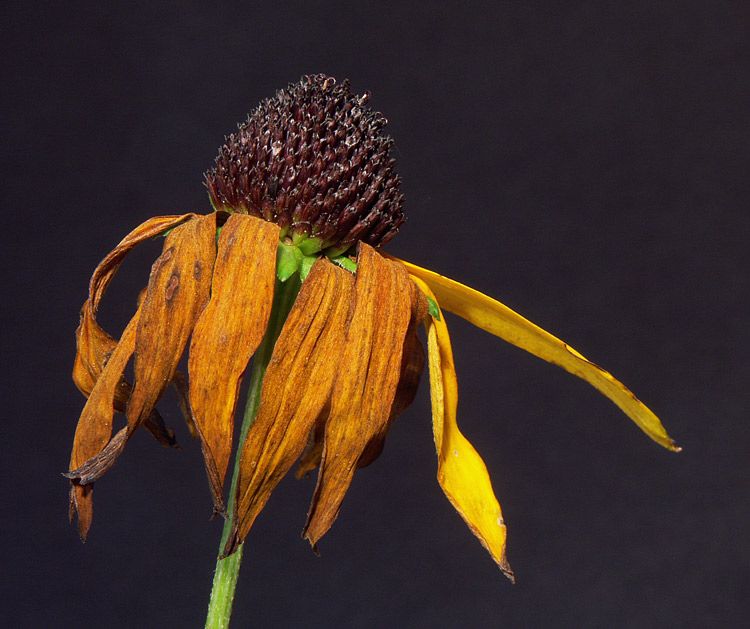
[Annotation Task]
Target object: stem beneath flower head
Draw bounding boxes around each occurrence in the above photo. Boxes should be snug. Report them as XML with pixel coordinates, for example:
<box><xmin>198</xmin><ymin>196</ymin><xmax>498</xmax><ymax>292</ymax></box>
<box><xmin>205</xmin><ymin>274</ymin><xmax>301</xmax><ymax>629</ymax></box>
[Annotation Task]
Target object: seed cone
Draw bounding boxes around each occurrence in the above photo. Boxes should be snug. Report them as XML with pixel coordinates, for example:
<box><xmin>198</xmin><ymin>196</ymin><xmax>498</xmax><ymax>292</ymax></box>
<box><xmin>205</xmin><ymin>74</ymin><xmax>405</xmax><ymax>255</ymax></box>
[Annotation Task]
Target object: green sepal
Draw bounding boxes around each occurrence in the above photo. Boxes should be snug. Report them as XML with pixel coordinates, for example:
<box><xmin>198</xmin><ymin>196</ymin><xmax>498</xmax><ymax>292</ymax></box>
<box><xmin>330</xmin><ymin>255</ymin><xmax>357</xmax><ymax>274</ymax></box>
<box><xmin>299</xmin><ymin>255</ymin><xmax>318</xmax><ymax>281</ymax></box>
<box><xmin>299</xmin><ymin>237</ymin><xmax>323</xmax><ymax>256</ymax></box>
<box><xmin>277</xmin><ymin>242</ymin><xmax>304</xmax><ymax>282</ymax></box>
<box><xmin>427</xmin><ymin>295</ymin><xmax>441</xmax><ymax>321</ymax></box>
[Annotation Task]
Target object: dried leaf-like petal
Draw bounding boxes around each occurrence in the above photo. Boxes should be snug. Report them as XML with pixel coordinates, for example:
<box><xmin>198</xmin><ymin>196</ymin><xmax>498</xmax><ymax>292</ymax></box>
<box><xmin>413</xmin><ymin>276</ymin><xmax>514</xmax><ymax>579</ymax></box>
<box><xmin>188</xmin><ymin>214</ymin><xmax>279</xmax><ymax>511</ymax></box>
<box><xmin>357</xmin><ymin>277</ymin><xmax>427</xmax><ymax>468</ymax></box>
<box><xmin>68</xmin><ymin>305</ymin><xmax>142</xmax><ymax>540</ymax></box>
<box><xmin>126</xmin><ymin>214</ymin><xmax>217</xmax><ymax>436</ymax></box>
<box><xmin>73</xmin><ymin>214</ymin><xmax>194</xmax><ymax>396</ymax></box>
<box><xmin>303</xmin><ymin>244</ymin><xmax>412</xmax><ymax>548</ymax></box>
<box><xmin>396</xmin><ymin>257</ymin><xmax>679</xmax><ymax>451</ymax></box>
<box><xmin>222</xmin><ymin>258</ymin><xmax>354</xmax><ymax>556</ymax></box>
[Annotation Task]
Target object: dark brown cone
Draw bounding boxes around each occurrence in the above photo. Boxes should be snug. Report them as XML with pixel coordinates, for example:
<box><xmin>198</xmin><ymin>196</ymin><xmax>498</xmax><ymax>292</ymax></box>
<box><xmin>205</xmin><ymin>74</ymin><xmax>405</xmax><ymax>255</ymax></box>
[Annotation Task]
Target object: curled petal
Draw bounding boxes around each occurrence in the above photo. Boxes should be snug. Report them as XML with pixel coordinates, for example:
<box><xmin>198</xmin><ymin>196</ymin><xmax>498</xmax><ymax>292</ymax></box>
<box><xmin>67</xmin><ymin>304</ymin><xmax>142</xmax><ymax>540</ymax></box>
<box><xmin>223</xmin><ymin>259</ymin><xmax>354</xmax><ymax>556</ymax></box>
<box><xmin>126</xmin><ymin>214</ymin><xmax>217</xmax><ymax>439</ymax></box>
<box><xmin>73</xmin><ymin>214</ymin><xmax>194</xmax><ymax>396</ymax></box>
<box><xmin>413</xmin><ymin>277</ymin><xmax>514</xmax><ymax>579</ymax></box>
<box><xmin>189</xmin><ymin>213</ymin><xmax>280</xmax><ymax>512</ymax></box>
<box><xmin>68</xmin><ymin>214</ymin><xmax>216</xmax><ymax>486</ymax></box>
<box><xmin>397</xmin><ymin>258</ymin><xmax>679</xmax><ymax>451</ymax></box>
<box><xmin>303</xmin><ymin>245</ymin><xmax>413</xmax><ymax>549</ymax></box>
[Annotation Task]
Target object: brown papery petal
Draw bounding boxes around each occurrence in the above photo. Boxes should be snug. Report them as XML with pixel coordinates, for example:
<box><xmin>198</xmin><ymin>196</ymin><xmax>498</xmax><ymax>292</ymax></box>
<box><xmin>222</xmin><ymin>259</ymin><xmax>354</xmax><ymax>556</ymax></box>
<box><xmin>72</xmin><ymin>214</ymin><xmax>194</xmax><ymax>396</ymax></box>
<box><xmin>357</xmin><ymin>277</ymin><xmax>427</xmax><ymax>468</ymax></box>
<box><xmin>68</xmin><ymin>304</ymin><xmax>142</xmax><ymax>540</ymax></box>
<box><xmin>188</xmin><ymin>214</ymin><xmax>279</xmax><ymax>511</ymax></box>
<box><xmin>302</xmin><ymin>244</ymin><xmax>412</xmax><ymax>549</ymax></box>
<box><xmin>126</xmin><ymin>214</ymin><xmax>217</xmax><ymax>437</ymax></box>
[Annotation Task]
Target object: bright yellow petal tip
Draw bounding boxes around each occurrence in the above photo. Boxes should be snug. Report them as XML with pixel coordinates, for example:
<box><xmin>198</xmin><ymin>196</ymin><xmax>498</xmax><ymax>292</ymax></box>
<box><xmin>399</xmin><ymin>258</ymin><xmax>679</xmax><ymax>452</ymax></box>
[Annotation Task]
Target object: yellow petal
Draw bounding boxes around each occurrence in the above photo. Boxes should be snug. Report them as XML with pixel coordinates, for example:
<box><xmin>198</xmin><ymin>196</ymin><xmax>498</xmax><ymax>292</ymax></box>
<box><xmin>188</xmin><ymin>214</ymin><xmax>279</xmax><ymax>511</ymax></box>
<box><xmin>397</xmin><ymin>258</ymin><xmax>679</xmax><ymax>451</ymax></box>
<box><xmin>413</xmin><ymin>276</ymin><xmax>514</xmax><ymax>579</ymax></box>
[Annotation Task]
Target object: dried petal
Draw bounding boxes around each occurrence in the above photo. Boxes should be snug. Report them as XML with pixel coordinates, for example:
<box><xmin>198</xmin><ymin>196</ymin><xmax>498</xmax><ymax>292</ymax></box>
<box><xmin>188</xmin><ymin>213</ymin><xmax>279</xmax><ymax>511</ymax></box>
<box><xmin>303</xmin><ymin>244</ymin><xmax>412</xmax><ymax>549</ymax></box>
<box><xmin>126</xmin><ymin>214</ymin><xmax>217</xmax><ymax>438</ymax></box>
<box><xmin>357</xmin><ymin>276</ymin><xmax>428</xmax><ymax>468</ymax></box>
<box><xmin>223</xmin><ymin>258</ymin><xmax>354</xmax><ymax>556</ymax></box>
<box><xmin>67</xmin><ymin>304</ymin><xmax>142</xmax><ymax>540</ymax></box>
<box><xmin>72</xmin><ymin>214</ymin><xmax>194</xmax><ymax>397</ymax></box>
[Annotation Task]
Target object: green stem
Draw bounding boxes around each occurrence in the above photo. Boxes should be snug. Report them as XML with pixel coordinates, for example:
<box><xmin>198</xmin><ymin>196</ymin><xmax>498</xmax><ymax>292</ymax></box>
<box><xmin>205</xmin><ymin>274</ymin><xmax>301</xmax><ymax>629</ymax></box>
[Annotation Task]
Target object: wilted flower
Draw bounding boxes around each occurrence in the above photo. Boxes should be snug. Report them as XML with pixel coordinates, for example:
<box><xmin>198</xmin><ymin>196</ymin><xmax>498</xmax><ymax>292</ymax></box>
<box><xmin>67</xmin><ymin>75</ymin><xmax>678</xmax><ymax>580</ymax></box>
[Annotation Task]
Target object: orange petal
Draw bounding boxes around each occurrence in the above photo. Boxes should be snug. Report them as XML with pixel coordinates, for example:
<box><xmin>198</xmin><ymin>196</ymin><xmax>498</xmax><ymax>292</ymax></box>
<box><xmin>126</xmin><ymin>213</ymin><xmax>217</xmax><ymax>435</ymax></box>
<box><xmin>73</xmin><ymin>214</ymin><xmax>194</xmax><ymax>397</ymax></box>
<box><xmin>413</xmin><ymin>276</ymin><xmax>514</xmax><ymax>579</ymax></box>
<box><xmin>68</xmin><ymin>304</ymin><xmax>142</xmax><ymax>540</ymax></box>
<box><xmin>357</xmin><ymin>277</ymin><xmax>428</xmax><ymax>468</ymax></box>
<box><xmin>222</xmin><ymin>258</ymin><xmax>354</xmax><ymax>556</ymax></box>
<box><xmin>395</xmin><ymin>257</ymin><xmax>679</xmax><ymax>451</ymax></box>
<box><xmin>302</xmin><ymin>244</ymin><xmax>413</xmax><ymax>549</ymax></box>
<box><xmin>188</xmin><ymin>214</ymin><xmax>279</xmax><ymax>511</ymax></box>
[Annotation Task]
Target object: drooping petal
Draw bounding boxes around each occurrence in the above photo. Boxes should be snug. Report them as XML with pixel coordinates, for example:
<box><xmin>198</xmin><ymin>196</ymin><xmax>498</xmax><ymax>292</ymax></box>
<box><xmin>396</xmin><ymin>258</ymin><xmax>679</xmax><ymax>451</ymax></box>
<box><xmin>188</xmin><ymin>213</ymin><xmax>280</xmax><ymax>512</ymax></box>
<box><xmin>126</xmin><ymin>214</ymin><xmax>217</xmax><ymax>438</ymax></box>
<box><xmin>68</xmin><ymin>215</ymin><xmax>218</xmax><ymax>483</ymax></box>
<box><xmin>295</xmin><ymin>276</ymin><xmax>428</xmax><ymax>476</ymax></box>
<box><xmin>302</xmin><ymin>244</ymin><xmax>413</xmax><ymax>549</ymax></box>
<box><xmin>357</xmin><ymin>277</ymin><xmax>428</xmax><ymax>468</ymax></box>
<box><xmin>72</xmin><ymin>215</ymin><xmax>197</xmax><ymax>454</ymax></box>
<box><xmin>72</xmin><ymin>214</ymin><xmax>194</xmax><ymax>397</ymax></box>
<box><xmin>67</xmin><ymin>304</ymin><xmax>142</xmax><ymax>540</ymax></box>
<box><xmin>222</xmin><ymin>258</ymin><xmax>354</xmax><ymax>556</ymax></box>
<box><xmin>412</xmin><ymin>276</ymin><xmax>514</xmax><ymax>579</ymax></box>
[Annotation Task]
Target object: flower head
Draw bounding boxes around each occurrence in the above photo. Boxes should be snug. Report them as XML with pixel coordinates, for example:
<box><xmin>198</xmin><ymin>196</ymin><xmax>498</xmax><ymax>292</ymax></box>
<box><xmin>205</xmin><ymin>74</ymin><xmax>404</xmax><ymax>256</ymax></box>
<box><xmin>67</xmin><ymin>75</ymin><xmax>678</xmax><ymax>580</ymax></box>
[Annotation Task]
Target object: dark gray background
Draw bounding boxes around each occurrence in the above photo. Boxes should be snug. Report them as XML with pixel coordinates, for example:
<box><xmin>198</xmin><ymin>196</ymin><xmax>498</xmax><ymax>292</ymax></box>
<box><xmin>3</xmin><ymin>2</ymin><xmax>748</xmax><ymax>627</ymax></box>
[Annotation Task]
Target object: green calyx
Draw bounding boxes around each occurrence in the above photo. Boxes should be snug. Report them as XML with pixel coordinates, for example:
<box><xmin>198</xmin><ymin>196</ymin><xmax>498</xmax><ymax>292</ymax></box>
<box><xmin>276</xmin><ymin>239</ymin><xmax>357</xmax><ymax>282</ymax></box>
